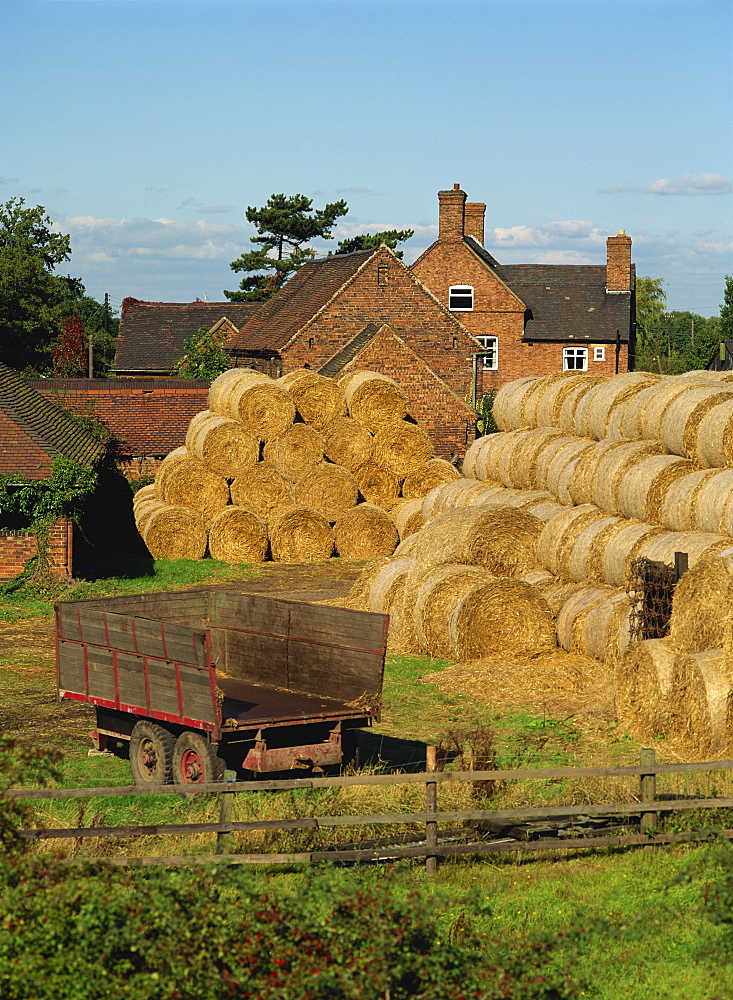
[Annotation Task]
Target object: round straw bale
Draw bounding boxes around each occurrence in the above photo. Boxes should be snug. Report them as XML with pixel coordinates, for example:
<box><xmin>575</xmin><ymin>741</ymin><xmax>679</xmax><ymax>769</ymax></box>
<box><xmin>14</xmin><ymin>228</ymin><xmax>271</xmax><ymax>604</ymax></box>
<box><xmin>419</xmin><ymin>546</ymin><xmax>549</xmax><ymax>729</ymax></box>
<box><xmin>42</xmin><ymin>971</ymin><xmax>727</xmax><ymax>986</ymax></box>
<box><xmin>542</xmin><ymin>580</ymin><xmax>589</xmax><ymax>617</ymax></box>
<box><xmin>555</xmin><ymin>585</ymin><xmax>612</xmax><ymax>652</ymax></box>
<box><xmin>448</xmin><ymin>579</ymin><xmax>556</xmax><ymax>661</ymax></box>
<box><xmin>599</xmin><ymin>521</ymin><xmax>664</xmax><ymax>587</ymax></box>
<box><xmin>132</xmin><ymin>484</ymin><xmax>158</xmax><ymax>507</ymax></box>
<box><xmin>555</xmin><ymin>379</ymin><xmax>599</xmax><ymax>434</ymax></box>
<box><xmin>367</xmin><ymin>557</ymin><xmax>413</xmax><ymax>613</ymax></box>
<box><xmin>343</xmin><ymin>372</ymin><xmax>407</xmax><ymax>431</ymax></box>
<box><xmin>589</xmin><ymin>440</ymin><xmax>666</xmax><ymax>515</ymax></box>
<box><xmin>336</xmin><ymin>370</ymin><xmax>360</xmax><ymax>393</ymax></box>
<box><xmin>322</xmin><ymin>416</ymin><xmax>374</xmax><ymax>471</ymax></box>
<box><xmin>142</xmin><ymin>504</ymin><xmax>208</xmax><ymax>560</ymax></box>
<box><xmin>658</xmin><ymin>469</ymin><xmax>720</xmax><ymax>532</ymax></box>
<box><xmin>635</xmin><ymin>530</ymin><xmax>732</xmax><ymax>572</ymax></box>
<box><xmin>462</xmin><ymin>434</ymin><xmax>491</xmax><ymax>478</ymax></box>
<box><xmin>154</xmin><ymin>446</ymin><xmax>189</xmax><ymax>496</ymax></box>
<box><xmin>353</xmin><ymin>462</ymin><xmax>401</xmax><ymax>505</ymax></box>
<box><xmin>580</xmin><ymin>372</ymin><xmax>661</xmax><ymax>441</ymax></box>
<box><xmin>669</xmin><ymin>554</ymin><xmax>733</xmax><ymax>653</ymax></box>
<box><xmin>422</xmin><ymin>480</ymin><xmax>474</xmax><ymax>521</ymax></box>
<box><xmin>185</xmin><ymin>410</ymin><xmax>259</xmax><ymax>479</ymax></box>
<box><xmin>693</xmin><ymin>398</ymin><xmax>733</xmax><ymax>469</ymax></box>
<box><xmin>492</xmin><ymin>376</ymin><xmax>543</xmax><ymax>431</ymax></box>
<box><xmin>295</xmin><ymin>463</ymin><xmax>359</xmax><ymax>521</ymax></box>
<box><xmin>452</xmin><ymin>480</ymin><xmax>509</xmax><ymax>509</ymax></box>
<box><xmin>616</xmin><ymin>455</ymin><xmax>697</xmax><ymax>523</ymax></box>
<box><xmin>508</xmin><ymin>428</ymin><xmax>569</xmax><ymax>489</ymax></box>
<box><xmin>263</xmin><ymin>424</ymin><xmax>324</xmax><ymax>482</ymax></box>
<box><xmin>526</xmin><ymin>499</ymin><xmax>567</xmax><ymax>523</ymax></box>
<box><xmin>269</xmin><ymin>506</ymin><xmax>334</xmax><ymax>562</ymax></box>
<box><xmin>611</xmin><ymin>379</ymin><xmax>669</xmax><ymax>441</ymax></box>
<box><xmin>402</xmin><ymin>458</ymin><xmax>461</xmax><ymax>499</ymax></box>
<box><xmin>545</xmin><ymin>439</ymin><xmax>596</xmax><ymax>505</ymax></box>
<box><xmin>533</xmin><ymin>435</ymin><xmax>579</xmax><ymax>488</ymax></box>
<box><xmin>157</xmin><ymin>457</ymin><xmax>229</xmax><ymax>523</ymax></box>
<box><xmin>223</xmin><ymin>373</ymin><xmax>296</xmax><ymax>441</ymax></box>
<box><xmin>208</xmin><ymin>368</ymin><xmax>265</xmax><ymax>414</ymax></box>
<box><xmin>659</xmin><ymin>386</ymin><xmax>733</xmax><ymax>459</ymax></box>
<box><xmin>394</xmin><ymin>532</ymin><xmax>418</xmax><ymax>557</ymax></box>
<box><xmin>467</xmin><ymin>489</ymin><xmax>553</xmax><ymax>512</ymax></box>
<box><xmin>230</xmin><ymin>462</ymin><xmax>295</xmax><ymax>525</ymax></box>
<box><xmin>575</xmin><ymin>591</ymin><xmax>633</xmax><ymax>664</ymax></box>
<box><xmin>413</xmin><ymin>564</ymin><xmax>494</xmax><ymax>657</ymax></box>
<box><xmin>536</xmin><ymin>504</ymin><xmax>603</xmax><ymax>578</ymax></box>
<box><xmin>134</xmin><ymin>498</ymin><xmax>166</xmax><ymax>536</ymax></box>
<box><xmin>277</xmin><ymin>370</ymin><xmax>346</xmax><ymax>430</ymax></box>
<box><xmin>521</xmin><ymin>372</ymin><xmax>582</xmax><ymax>428</ymax></box>
<box><xmin>533</xmin><ymin>373</ymin><xmax>606</xmax><ymax>428</ymax></box>
<box><xmin>475</xmin><ymin>429</ymin><xmax>524</xmax><ymax>482</ymax></box>
<box><xmin>671</xmin><ymin>649</ymin><xmax>733</xmax><ymax>754</ymax></box>
<box><xmin>615</xmin><ymin>638</ymin><xmax>678</xmax><ymax>736</ymax></box>
<box><xmin>207</xmin><ymin>506</ymin><xmax>268</xmax><ymax>563</ymax></box>
<box><xmin>692</xmin><ymin>468</ymin><xmax>733</xmax><ymax>534</ymax></box>
<box><xmin>346</xmin><ymin>556</ymin><xmax>394</xmax><ymax>610</ymax></box>
<box><xmin>637</xmin><ymin>378</ymin><xmax>706</xmax><ymax>443</ymax></box>
<box><xmin>334</xmin><ymin>503</ymin><xmax>399</xmax><ymax>559</ymax></box>
<box><xmin>567</xmin><ymin>516</ymin><xmax>623</xmax><ymax>582</ymax></box>
<box><xmin>521</xmin><ymin>569</ymin><xmax>556</xmax><ymax>589</ymax></box>
<box><xmin>393</xmin><ymin>497</ymin><xmax>424</xmax><ymax>539</ymax></box>
<box><xmin>567</xmin><ymin>439</ymin><xmax>633</xmax><ymax>507</ymax></box>
<box><xmin>372</xmin><ymin>422</ymin><xmax>432</xmax><ymax>477</ymax></box>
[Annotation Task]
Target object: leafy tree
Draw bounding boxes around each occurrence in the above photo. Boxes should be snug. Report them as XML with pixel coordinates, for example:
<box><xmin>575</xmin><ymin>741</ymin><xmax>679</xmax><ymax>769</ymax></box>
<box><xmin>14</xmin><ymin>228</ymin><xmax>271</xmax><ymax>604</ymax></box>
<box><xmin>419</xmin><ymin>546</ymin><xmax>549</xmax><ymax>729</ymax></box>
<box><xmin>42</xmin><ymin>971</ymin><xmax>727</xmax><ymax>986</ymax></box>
<box><xmin>720</xmin><ymin>274</ymin><xmax>733</xmax><ymax>343</ymax></box>
<box><xmin>225</xmin><ymin>192</ymin><xmax>348</xmax><ymax>302</ymax></box>
<box><xmin>52</xmin><ymin>291</ymin><xmax>119</xmax><ymax>377</ymax></box>
<box><xmin>51</xmin><ymin>315</ymin><xmax>88</xmax><ymax>377</ymax></box>
<box><xmin>173</xmin><ymin>324</ymin><xmax>231</xmax><ymax>378</ymax></box>
<box><xmin>0</xmin><ymin>198</ymin><xmax>78</xmax><ymax>372</ymax></box>
<box><xmin>334</xmin><ymin>228</ymin><xmax>415</xmax><ymax>259</ymax></box>
<box><xmin>635</xmin><ymin>276</ymin><xmax>667</xmax><ymax>352</ymax></box>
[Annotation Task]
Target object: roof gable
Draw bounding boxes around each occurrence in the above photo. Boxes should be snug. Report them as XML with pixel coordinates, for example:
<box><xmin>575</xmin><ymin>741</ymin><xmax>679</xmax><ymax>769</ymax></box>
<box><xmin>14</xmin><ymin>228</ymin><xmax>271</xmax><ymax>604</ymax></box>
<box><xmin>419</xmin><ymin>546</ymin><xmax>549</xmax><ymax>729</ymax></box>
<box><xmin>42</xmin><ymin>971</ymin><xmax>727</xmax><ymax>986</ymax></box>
<box><xmin>226</xmin><ymin>248</ymin><xmax>378</xmax><ymax>352</ymax></box>
<box><xmin>0</xmin><ymin>363</ymin><xmax>103</xmax><ymax>478</ymax></box>
<box><xmin>114</xmin><ymin>299</ymin><xmax>261</xmax><ymax>373</ymax></box>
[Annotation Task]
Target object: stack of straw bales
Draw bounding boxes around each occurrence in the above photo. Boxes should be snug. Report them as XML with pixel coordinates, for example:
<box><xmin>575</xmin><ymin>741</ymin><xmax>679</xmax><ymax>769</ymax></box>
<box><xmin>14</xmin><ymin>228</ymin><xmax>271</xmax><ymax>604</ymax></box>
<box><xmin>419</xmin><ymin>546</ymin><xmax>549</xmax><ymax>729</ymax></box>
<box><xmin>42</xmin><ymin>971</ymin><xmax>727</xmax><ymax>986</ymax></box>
<box><xmin>133</xmin><ymin>368</ymin><xmax>458</xmax><ymax>563</ymax></box>
<box><xmin>463</xmin><ymin>369</ymin><xmax>733</xmax><ymax>751</ymax></box>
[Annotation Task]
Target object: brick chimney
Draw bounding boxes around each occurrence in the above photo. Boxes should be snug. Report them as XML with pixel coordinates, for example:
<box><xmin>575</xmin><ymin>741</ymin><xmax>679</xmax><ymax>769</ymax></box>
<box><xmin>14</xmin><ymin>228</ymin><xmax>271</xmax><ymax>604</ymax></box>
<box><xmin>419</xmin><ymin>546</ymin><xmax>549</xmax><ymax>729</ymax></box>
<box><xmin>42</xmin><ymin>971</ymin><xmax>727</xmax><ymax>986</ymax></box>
<box><xmin>606</xmin><ymin>230</ymin><xmax>633</xmax><ymax>292</ymax></box>
<box><xmin>438</xmin><ymin>184</ymin><xmax>466</xmax><ymax>242</ymax></box>
<box><xmin>464</xmin><ymin>202</ymin><xmax>486</xmax><ymax>245</ymax></box>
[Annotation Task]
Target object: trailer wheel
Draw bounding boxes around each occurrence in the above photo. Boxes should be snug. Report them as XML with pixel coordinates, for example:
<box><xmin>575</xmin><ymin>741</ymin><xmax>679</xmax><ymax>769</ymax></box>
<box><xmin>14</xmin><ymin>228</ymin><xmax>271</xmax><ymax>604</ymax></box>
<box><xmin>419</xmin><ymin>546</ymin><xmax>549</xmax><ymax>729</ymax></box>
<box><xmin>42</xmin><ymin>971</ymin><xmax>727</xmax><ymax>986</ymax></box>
<box><xmin>129</xmin><ymin>721</ymin><xmax>175</xmax><ymax>785</ymax></box>
<box><xmin>173</xmin><ymin>732</ymin><xmax>226</xmax><ymax>785</ymax></box>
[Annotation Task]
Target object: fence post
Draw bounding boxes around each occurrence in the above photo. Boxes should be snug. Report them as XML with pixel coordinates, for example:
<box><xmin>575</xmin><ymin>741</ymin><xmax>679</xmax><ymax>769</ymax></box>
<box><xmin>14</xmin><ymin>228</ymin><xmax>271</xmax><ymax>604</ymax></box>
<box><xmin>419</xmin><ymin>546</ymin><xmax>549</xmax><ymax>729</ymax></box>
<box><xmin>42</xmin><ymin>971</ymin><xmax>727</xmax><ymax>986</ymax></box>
<box><xmin>640</xmin><ymin>748</ymin><xmax>658</xmax><ymax>832</ymax></box>
<box><xmin>425</xmin><ymin>745</ymin><xmax>437</xmax><ymax>875</ymax></box>
<box><xmin>216</xmin><ymin>770</ymin><xmax>237</xmax><ymax>854</ymax></box>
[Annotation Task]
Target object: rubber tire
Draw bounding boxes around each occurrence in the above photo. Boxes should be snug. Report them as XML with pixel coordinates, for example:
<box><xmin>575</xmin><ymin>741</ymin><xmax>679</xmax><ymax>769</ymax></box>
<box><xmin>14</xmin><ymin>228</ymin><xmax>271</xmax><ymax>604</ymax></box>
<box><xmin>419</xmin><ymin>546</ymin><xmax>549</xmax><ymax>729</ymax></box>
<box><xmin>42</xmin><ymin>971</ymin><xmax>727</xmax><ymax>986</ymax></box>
<box><xmin>173</xmin><ymin>731</ymin><xmax>226</xmax><ymax>785</ymax></box>
<box><xmin>129</xmin><ymin>720</ymin><xmax>176</xmax><ymax>785</ymax></box>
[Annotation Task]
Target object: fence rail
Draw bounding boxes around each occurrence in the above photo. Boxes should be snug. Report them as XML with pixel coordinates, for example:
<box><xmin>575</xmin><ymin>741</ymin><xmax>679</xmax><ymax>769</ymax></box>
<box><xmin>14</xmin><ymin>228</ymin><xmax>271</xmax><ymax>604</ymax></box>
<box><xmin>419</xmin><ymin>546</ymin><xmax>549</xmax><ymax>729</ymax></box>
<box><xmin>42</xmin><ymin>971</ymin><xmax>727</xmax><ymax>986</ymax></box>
<box><xmin>6</xmin><ymin>751</ymin><xmax>733</xmax><ymax>869</ymax></box>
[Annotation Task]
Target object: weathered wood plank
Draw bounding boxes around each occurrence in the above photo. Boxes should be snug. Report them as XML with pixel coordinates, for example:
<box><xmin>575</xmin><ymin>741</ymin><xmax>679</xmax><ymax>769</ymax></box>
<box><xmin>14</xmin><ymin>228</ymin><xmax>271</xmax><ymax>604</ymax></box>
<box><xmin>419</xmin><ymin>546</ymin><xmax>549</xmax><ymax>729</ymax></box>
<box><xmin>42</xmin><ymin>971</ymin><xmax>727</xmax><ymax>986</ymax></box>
<box><xmin>57</xmin><ymin>642</ymin><xmax>86</xmax><ymax>693</ymax></box>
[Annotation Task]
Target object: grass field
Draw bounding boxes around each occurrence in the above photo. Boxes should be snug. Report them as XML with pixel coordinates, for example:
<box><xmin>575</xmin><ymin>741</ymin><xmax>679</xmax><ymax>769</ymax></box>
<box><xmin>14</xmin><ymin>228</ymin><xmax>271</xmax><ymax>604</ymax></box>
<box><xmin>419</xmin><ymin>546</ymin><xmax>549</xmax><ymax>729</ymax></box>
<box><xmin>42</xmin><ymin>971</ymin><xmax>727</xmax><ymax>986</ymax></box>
<box><xmin>2</xmin><ymin>558</ymin><xmax>733</xmax><ymax>998</ymax></box>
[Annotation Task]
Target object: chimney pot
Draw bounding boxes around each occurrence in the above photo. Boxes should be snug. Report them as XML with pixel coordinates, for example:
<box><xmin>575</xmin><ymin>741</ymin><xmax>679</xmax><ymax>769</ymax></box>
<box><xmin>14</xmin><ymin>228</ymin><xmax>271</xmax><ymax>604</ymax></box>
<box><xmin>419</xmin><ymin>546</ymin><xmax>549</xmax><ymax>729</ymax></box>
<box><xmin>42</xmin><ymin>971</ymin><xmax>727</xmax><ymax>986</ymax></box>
<box><xmin>453</xmin><ymin>183</ymin><xmax>460</xmax><ymax>190</ymax></box>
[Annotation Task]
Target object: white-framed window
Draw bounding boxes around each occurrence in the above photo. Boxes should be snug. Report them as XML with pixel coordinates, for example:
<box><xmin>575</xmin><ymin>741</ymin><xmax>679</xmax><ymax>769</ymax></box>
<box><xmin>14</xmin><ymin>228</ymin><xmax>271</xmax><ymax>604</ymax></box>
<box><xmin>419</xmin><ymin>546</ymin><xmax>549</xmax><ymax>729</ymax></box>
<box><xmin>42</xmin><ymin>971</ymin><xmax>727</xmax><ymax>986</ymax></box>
<box><xmin>476</xmin><ymin>335</ymin><xmax>498</xmax><ymax>370</ymax></box>
<box><xmin>593</xmin><ymin>345</ymin><xmax>606</xmax><ymax>362</ymax></box>
<box><xmin>449</xmin><ymin>285</ymin><xmax>474</xmax><ymax>311</ymax></box>
<box><xmin>563</xmin><ymin>347</ymin><xmax>588</xmax><ymax>371</ymax></box>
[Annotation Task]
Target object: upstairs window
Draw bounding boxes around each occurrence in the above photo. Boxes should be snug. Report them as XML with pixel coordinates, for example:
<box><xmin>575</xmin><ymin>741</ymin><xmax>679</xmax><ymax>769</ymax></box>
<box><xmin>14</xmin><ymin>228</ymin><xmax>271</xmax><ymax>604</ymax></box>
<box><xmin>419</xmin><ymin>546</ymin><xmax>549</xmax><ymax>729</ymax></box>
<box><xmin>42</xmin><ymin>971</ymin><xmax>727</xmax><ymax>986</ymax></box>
<box><xmin>476</xmin><ymin>335</ymin><xmax>498</xmax><ymax>370</ymax></box>
<box><xmin>593</xmin><ymin>345</ymin><xmax>606</xmax><ymax>362</ymax></box>
<box><xmin>563</xmin><ymin>347</ymin><xmax>588</xmax><ymax>371</ymax></box>
<box><xmin>449</xmin><ymin>285</ymin><xmax>474</xmax><ymax>311</ymax></box>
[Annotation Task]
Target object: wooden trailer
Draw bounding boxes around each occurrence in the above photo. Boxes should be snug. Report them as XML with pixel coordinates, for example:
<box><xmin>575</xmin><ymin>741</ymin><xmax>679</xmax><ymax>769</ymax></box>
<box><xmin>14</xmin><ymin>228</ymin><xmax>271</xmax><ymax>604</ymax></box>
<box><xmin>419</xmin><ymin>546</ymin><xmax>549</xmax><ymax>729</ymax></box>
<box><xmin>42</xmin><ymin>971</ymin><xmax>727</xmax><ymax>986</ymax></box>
<box><xmin>55</xmin><ymin>589</ymin><xmax>388</xmax><ymax>785</ymax></box>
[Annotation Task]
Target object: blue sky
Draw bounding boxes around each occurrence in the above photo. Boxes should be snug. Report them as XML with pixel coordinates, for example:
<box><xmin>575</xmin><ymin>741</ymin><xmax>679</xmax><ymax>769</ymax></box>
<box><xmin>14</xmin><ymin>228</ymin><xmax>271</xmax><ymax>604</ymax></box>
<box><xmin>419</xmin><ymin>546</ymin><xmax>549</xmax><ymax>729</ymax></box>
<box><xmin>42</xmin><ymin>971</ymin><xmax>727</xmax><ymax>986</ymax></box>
<box><xmin>3</xmin><ymin>0</ymin><xmax>732</xmax><ymax>318</ymax></box>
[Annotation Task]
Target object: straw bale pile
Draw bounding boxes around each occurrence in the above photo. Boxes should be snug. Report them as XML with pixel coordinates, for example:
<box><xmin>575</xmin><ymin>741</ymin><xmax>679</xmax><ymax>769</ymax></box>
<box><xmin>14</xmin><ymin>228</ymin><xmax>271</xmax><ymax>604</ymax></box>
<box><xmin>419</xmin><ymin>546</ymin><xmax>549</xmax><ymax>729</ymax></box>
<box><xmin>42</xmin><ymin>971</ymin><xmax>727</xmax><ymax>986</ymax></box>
<box><xmin>616</xmin><ymin>454</ymin><xmax>696</xmax><ymax>523</ymax></box>
<box><xmin>393</xmin><ymin>498</ymin><xmax>424</xmax><ymax>540</ymax></box>
<box><xmin>580</xmin><ymin>372</ymin><xmax>661</xmax><ymax>441</ymax></box>
<box><xmin>556</xmin><ymin>586</ymin><xmax>632</xmax><ymax>665</ymax></box>
<box><xmin>693</xmin><ymin>398</ymin><xmax>733</xmax><ymax>468</ymax></box>
<box><xmin>615</xmin><ymin>638</ymin><xmax>678</xmax><ymax>738</ymax></box>
<box><xmin>672</xmin><ymin>649</ymin><xmax>733</xmax><ymax>754</ymax></box>
<box><xmin>492</xmin><ymin>376</ymin><xmax>542</xmax><ymax>430</ymax></box>
<box><xmin>208</xmin><ymin>506</ymin><xmax>268</xmax><ymax>563</ymax></box>
<box><xmin>333</xmin><ymin>503</ymin><xmax>399</xmax><ymax>559</ymax></box>
<box><xmin>135</xmin><ymin>367</ymin><xmax>450</xmax><ymax>564</ymax></box>
<box><xmin>659</xmin><ymin>385</ymin><xmax>733</xmax><ymax>459</ymax></box>
<box><xmin>668</xmin><ymin>554</ymin><xmax>733</xmax><ymax>653</ymax></box>
<box><xmin>365</xmin><ymin>557</ymin><xmax>417</xmax><ymax>653</ymax></box>
<box><xmin>412</xmin><ymin>564</ymin><xmax>495</xmax><ymax>658</ymax></box>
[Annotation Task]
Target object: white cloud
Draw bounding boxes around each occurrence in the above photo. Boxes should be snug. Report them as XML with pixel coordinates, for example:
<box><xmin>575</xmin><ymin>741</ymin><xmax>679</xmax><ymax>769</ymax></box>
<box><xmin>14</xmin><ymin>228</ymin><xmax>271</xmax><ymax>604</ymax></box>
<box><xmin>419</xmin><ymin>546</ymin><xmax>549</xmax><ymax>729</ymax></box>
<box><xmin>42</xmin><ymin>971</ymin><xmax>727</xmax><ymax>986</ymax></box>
<box><xmin>490</xmin><ymin>220</ymin><xmax>604</xmax><ymax>248</ymax></box>
<box><xmin>602</xmin><ymin>173</ymin><xmax>733</xmax><ymax>195</ymax></box>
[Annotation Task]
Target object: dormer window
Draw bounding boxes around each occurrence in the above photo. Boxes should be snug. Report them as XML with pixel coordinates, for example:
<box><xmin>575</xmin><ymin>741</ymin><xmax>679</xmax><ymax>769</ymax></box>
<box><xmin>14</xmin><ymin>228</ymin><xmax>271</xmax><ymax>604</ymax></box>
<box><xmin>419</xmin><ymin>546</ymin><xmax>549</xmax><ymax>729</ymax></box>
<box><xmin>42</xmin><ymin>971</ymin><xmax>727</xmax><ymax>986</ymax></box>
<box><xmin>449</xmin><ymin>285</ymin><xmax>474</xmax><ymax>311</ymax></box>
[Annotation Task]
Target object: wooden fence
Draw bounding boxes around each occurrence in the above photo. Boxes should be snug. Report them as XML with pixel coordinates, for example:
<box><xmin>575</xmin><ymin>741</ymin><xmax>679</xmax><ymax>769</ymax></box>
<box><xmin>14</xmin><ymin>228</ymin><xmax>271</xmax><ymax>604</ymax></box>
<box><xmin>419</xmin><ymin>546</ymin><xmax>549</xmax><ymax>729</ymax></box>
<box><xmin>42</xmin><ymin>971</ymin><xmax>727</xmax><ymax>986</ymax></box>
<box><xmin>5</xmin><ymin>749</ymin><xmax>733</xmax><ymax>870</ymax></box>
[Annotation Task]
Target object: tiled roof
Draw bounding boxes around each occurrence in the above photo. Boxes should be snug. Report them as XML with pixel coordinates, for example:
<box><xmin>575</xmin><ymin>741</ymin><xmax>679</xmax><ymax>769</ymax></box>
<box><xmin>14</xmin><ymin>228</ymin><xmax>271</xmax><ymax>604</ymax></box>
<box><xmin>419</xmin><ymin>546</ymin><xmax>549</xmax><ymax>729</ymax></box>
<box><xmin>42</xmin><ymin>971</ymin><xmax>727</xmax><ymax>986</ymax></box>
<box><xmin>318</xmin><ymin>324</ymin><xmax>380</xmax><ymax>377</ymax></box>
<box><xmin>114</xmin><ymin>299</ymin><xmax>261</xmax><ymax>373</ymax></box>
<box><xmin>0</xmin><ymin>363</ymin><xmax>103</xmax><ymax>478</ymax></box>
<box><xmin>28</xmin><ymin>379</ymin><xmax>210</xmax><ymax>457</ymax></box>
<box><xmin>493</xmin><ymin>264</ymin><xmax>633</xmax><ymax>343</ymax></box>
<box><xmin>226</xmin><ymin>249</ymin><xmax>378</xmax><ymax>351</ymax></box>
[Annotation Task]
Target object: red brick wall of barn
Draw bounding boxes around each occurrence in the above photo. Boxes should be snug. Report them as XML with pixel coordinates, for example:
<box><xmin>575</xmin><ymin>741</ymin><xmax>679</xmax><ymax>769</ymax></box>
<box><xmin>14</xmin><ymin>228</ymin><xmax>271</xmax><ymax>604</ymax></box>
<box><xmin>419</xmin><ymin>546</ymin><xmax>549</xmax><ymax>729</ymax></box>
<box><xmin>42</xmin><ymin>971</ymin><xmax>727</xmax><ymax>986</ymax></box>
<box><xmin>0</xmin><ymin>518</ymin><xmax>73</xmax><ymax>581</ymax></box>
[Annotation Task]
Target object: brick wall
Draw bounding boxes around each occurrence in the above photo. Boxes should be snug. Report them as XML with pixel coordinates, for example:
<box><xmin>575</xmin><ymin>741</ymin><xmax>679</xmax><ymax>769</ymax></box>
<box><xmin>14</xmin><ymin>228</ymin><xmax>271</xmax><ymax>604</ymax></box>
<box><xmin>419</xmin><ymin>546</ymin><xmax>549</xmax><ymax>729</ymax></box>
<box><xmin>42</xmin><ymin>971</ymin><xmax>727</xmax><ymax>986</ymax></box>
<box><xmin>280</xmin><ymin>246</ymin><xmax>483</xmax><ymax>404</ymax></box>
<box><xmin>0</xmin><ymin>518</ymin><xmax>73</xmax><ymax>581</ymax></box>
